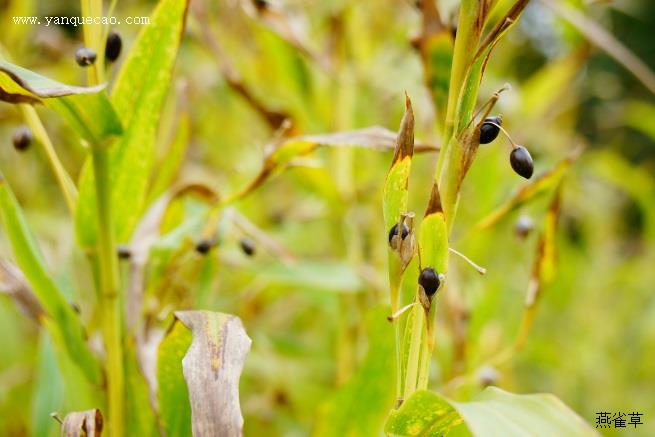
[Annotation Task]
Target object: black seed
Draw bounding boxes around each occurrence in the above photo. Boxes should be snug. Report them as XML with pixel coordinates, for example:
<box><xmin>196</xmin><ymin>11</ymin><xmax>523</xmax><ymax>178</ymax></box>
<box><xmin>514</xmin><ymin>215</ymin><xmax>533</xmax><ymax>239</ymax></box>
<box><xmin>105</xmin><ymin>31</ymin><xmax>122</xmax><ymax>62</ymax></box>
<box><xmin>240</xmin><ymin>238</ymin><xmax>256</xmax><ymax>256</ymax></box>
<box><xmin>510</xmin><ymin>145</ymin><xmax>534</xmax><ymax>179</ymax></box>
<box><xmin>418</xmin><ymin>267</ymin><xmax>440</xmax><ymax>297</ymax></box>
<box><xmin>253</xmin><ymin>0</ymin><xmax>269</xmax><ymax>11</ymax></box>
<box><xmin>195</xmin><ymin>239</ymin><xmax>213</xmax><ymax>255</ymax></box>
<box><xmin>12</xmin><ymin>126</ymin><xmax>32</xmax><ymax>151</ymax></box>
<box><xmin>479</xmin><ymin>115</ymin><xmax>502</xmax><ymax>144</ymax></box>
<box><xmin>75</xmin><ymin>47</ymin><xmax>97</xmax><ymax>67</ymax></box>
<box><xmin>388</xmin><ymin>222</ymin><xmax>410</xmax><ymax>245</ymax></box>
<box><xmin>117</xmin><ymin>244</ymin><xmax>131</xmax><ymax>259</ymax></box>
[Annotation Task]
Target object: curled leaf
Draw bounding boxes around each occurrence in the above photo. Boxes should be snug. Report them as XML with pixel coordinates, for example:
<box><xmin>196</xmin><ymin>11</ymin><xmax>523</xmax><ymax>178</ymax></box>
<box><xmin>60</xmin><ymin>409</ymin><xmax>103</xmax><ymax>437</ymax></box>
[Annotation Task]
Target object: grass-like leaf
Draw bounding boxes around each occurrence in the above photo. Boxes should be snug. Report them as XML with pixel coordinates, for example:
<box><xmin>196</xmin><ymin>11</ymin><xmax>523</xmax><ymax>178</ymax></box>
<box><xmin>0</xmin><ymin>174</ymin><xmax>101</xmax><ymax>384</ymax></box>
<box><xmin>313</xmin><ymin>305</ymin><xmax>396</xmax><ymax>436</ymax></box>
<box><xmin>385</xmin><ymin>388</ymin><xmax>597</xmax><ymax>436</ymax></box>
<box><xmin>75</xmin><ymin>0</ymin><xmax>190</xmax><ymax>249</ymax></box>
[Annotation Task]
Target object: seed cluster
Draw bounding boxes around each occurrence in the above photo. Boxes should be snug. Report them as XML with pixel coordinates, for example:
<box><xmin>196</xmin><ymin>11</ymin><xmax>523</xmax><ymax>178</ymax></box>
<box><xmin>477</xmin><ymin>113</ymin><xmax>534</xmax><ymax>180</ymax></box>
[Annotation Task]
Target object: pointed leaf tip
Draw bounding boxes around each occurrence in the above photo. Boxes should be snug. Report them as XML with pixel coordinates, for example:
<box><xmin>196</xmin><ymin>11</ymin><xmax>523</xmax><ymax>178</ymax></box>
<box><xmin>425</xmin><ymin>182</ymin><xmax>443</xmax><ymax>215</ymax></box>
<box><xmin>392</xmin><ymin>95</ymin><xmax>415</xmax><ymax>164</ymax></box>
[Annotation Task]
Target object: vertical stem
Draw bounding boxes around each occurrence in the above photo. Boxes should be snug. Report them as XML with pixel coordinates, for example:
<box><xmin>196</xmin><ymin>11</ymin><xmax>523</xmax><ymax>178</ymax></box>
<box><xmin>80</xmin><ymin>2</ymin><xmax>123</xmax><ymax>434</ymax></box>
<box><xmin>403</xmin><ymin>306</ymin><xmax>424</xmax><ymax>400</ymax></box>
<box><xmin>92</xmin><ymin>146</ymin><xmax>124</xmax><ymax>437</ymax></box>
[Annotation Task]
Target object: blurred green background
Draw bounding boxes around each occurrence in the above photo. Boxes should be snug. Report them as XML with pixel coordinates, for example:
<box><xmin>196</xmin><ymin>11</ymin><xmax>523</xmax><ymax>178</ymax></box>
<box><xmin>1</xmin><ymin>0</ymin><xmax>654</xmax><ymax>435</ymax></box>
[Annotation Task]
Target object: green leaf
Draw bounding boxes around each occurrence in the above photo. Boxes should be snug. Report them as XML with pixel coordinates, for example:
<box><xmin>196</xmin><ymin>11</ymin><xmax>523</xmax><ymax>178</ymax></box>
<box><xmin>157</xmin><ymin>317</ymin><xmax>193</xmax><ymax>437</ymax></box>
<box><xmin>0</xmin><ymin>174</ymin><xmax>101</xmax><ymax>384</ymax></box>
<box><xmin>0</xmin><ymin>59</ymin><xmax>122</xmax><ymax>143</ymax></box>
<box><xmin>255</xmin><ymin>260</ymin><xmax>364</xmax><ymax>293</ymax></box>
<box><xmin>385</xmin><ymin>388</ymin><xmax>598</xmax><ymax>437</ymax></box>
<box><xmin>313</xmin><ymin>305</ymin><xmax>396</xmax><ymax>437</ymax></box>
<box><xmin>46</xmin><ymin>93</ymin><xmax>123</xmax><ymax>144</ymax></box>
<box><xmin>0</xmin><ymin>59</ymin><xmax>103</xmax><ymax>104</ymax></box>
<box><xmin>75</xmin><ymin>0</ymin><xmax>190</xmax><ymax>249</ymax></box>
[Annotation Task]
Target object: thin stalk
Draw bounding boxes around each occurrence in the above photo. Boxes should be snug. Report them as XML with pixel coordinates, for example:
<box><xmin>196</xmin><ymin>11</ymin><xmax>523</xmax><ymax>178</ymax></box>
<box><xmin>19</xmin><ymin>105</ymin><xmax>77</xmax><ymax>214</ymax></box>
<box><xmin>91</xmin><ymin>146</ymin><xmax>124</xmax><ymax>437</ymax></box>
<box><xmin>81</xmin><ymin>1</ymin><xmax>124</xmax><ymax>434</ymax></box>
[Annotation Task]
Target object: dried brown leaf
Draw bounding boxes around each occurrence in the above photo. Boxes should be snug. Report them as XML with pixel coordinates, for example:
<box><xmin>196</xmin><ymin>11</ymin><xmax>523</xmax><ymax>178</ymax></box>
<box><xmin>174</xmin><ymin>311</ymin><xmax>251</xmax><ymax>437</ymax></box>
<box><xmin>60</xmin><ymin>409</ymin><xmax>103</xmax><ymax>437</ymax></box>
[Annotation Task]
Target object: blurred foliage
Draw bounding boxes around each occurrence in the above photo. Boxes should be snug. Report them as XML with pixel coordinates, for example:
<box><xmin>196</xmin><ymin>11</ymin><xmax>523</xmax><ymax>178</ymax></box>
<box><xmin>0</xmin><ymin>0</ymin><xmax>654</xmax><ymax>436</ymax></box>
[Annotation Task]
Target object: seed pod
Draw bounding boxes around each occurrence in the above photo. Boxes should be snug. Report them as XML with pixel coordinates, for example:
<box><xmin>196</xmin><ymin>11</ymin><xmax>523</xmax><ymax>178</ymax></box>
<box><xmin>510</xmin><ymin>145</ymin><xmax>533</xmax><ymax>179</ymax></box>
<box><xmin>75</xmin><ymin>47</ymin><xmax>97</xmax><ymax>67</ymax></box>
<box><xmin>418</xmin><ymin>267</ymin><xmax>441</xmax><ymax>297</ymax></box>
<box><xmin>12</xmin><ymin>126</ymin><xmax>32</xmax><ymax>151</ymax></box>
<box><xmin>239</xmin><ymin>238</ymin><xmax>256</xmax><ymax>257</ymax></box>
<box><xmin>388</xmin><ymin>222</ymin><xmax>410</xmax><ymax>247</ymax></box>
<box><xmin>479</xmin><ymin>115</ymin><xmax>502</xmax><ymax>144</ymax></box>
<box><xmin>105</xmin><ymin>31</ymin><xmax>122</xmax><ymax>62</ymax></box>
<box><xmin>195</xmin><ymin>239</ymin><xmax>213</xmax><ymax>255</ymax></box>
<box><xmin>116</xmin><ymin>244</ymin><xmax>132</xmax><ymax>259</ymax></box>
<box><xmin>514</xmin><ymin>214</ymin><xmax>534</xmax><ymax>239</ymax></box>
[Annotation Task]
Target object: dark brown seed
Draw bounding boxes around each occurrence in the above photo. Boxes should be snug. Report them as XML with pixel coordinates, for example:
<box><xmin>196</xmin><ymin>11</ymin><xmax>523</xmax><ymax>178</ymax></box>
<box><xmin>195</xmin><ymin>239</ymin><xmax>213</xmax><ymax>255</ymax></box>
<box><xmin>117</xmin><ymin>244</ymin><xmax>131</xmax><ymax>259</ymax></box>
<box><xmin>239</xmin><ymin>238</ymin><xmax>256</xmax><ymax>256</ymax></box>
<box><xmin>75</xmin><ymin>47</ymin><xmax>97</xmax><ymax>67</ymax></box>
<box><xmin>510</xmin><ymin>145</ymin><xmax>534</xmax><ymax>179</ymax></box>
<box><xmin>479</xmin><ymin>115</ymin><xmax>502</xmax><ymax>144</ymax></box>
<box><xmin>388</xmin><ymin>222</ymin><xmax>410</xmax><ymax>245</ymax></box>
<box><xmin>12</xmin><ymin>126</ymin><xmax>32</xmax><ymax>151</ymax></box>
<box><xmin>418</xmin><ymin>267</ymin><xmax>440</xmax><ymax>297</ymax></box>
<box><xmin>105</xmin><ymin>31</ymin><xmax>122</xmax><ymax>62</ymax></box>
<box><xmin>253</xmin><ymin>0</ymin><xmax>269</xmax><ymax>11</ymax></box>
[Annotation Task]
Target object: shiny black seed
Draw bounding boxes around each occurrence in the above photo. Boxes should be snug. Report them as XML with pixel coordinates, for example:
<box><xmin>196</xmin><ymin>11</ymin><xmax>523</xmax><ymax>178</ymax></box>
<box><xmin>510</xmin><ymin>145</ymin><xmax>534</xmax><ymax>179</ymax></box>
<box><xmin>479</xmin><ymin>115</ymin><xmax>502</xmax><ymax>144</ymax></box>
<box><xmin>418</xmin><ymin>267</ymin><xmax>440</xmax><ymax>297</ymax></box>
<box><xmin>12</xmin><ymin>126</ymin><xmax>32</xmax><ymax>151</ymax></box>
<box><xmin>195</xmin><ymin>239</ymin><xmax>213</xmax><ymax>254</ymax></box>
<box><xmin>75</xmin><ymin>47</ymin><xmax>97</xmax><ymax>66</ymax></box>
<box><xmin>240</xmin><ymin>238</ymin><xmax>256</xmax><ymax>256</ymax></box>
<box><xmin>388</xmin><ymin>222</ymin><xmax>410</xmax><ymax>245</ymax></box>
<box><xmin>117</xmin><ymin>244</ymin><xmax>131</xmax><ymax>259</ymax></box>
<box><xmin>105</xmin><ymin>31</ymin><xmax>122</xmax><ymax>62</ymax></box>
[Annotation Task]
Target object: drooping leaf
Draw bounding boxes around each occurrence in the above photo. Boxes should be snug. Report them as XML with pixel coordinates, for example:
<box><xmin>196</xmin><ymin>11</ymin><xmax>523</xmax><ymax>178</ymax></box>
<box><xmin>385</xmin><ymin>388</ymin><xmax>597</xmax><ymax>436</ymax></box>
<box><xmin>313</xmin><ymin>305</ymin><xmax>396</xmax><ymax>437</ymax></box>
<box><xmin>75</xmin><ymin>0</ymin><xmax>190</xmax><ymax>249</ymax></box>
<box><xmin>165</xmin><ymin>311</ymin><xmax>251</xmax><ymax>437</ymax></box>
<box><xmin>0</xmin><ymin>174</ymin><xmax>101</xmax><ymax>384</ymax></box>
<box><xmin>0</xmin><ymin>59</ymin><xmax>122</xmax><ymax>143</ymax></box>
<box><xmin>60</xmin><ymin>409</ymin><xmax>103</xmax><ymax>437</ymax></box>
<box><xmin>0</xmin><ymin>59</ymin><xmax>103</xmax><ymax>103</ymax></box>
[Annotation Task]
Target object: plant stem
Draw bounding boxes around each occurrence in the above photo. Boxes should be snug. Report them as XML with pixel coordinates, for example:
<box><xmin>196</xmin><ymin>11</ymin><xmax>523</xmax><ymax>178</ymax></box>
<box><xmin>80</xmin><ymin>1</ymin><xmax>124</xmax><ymax>433</ymax></box>
<box><xmin>92</xmin><ymin>145</ymin><xmax>124</xmax><ymax>437</ymax></box>
<box><xmin>20</xmin><ymin>105</ymin><xmax>78</xmax><ymax>215</ymax></box>
<box><xmin>403</xmin><ymin>305</ymin><xmax>424</xmax><ymax>400</ymax></box>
